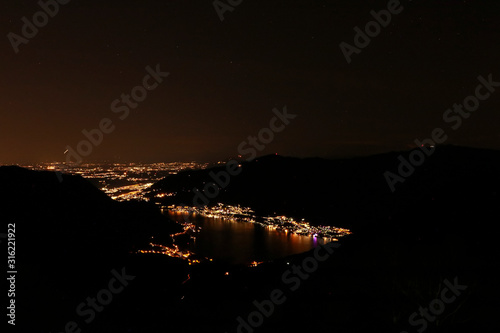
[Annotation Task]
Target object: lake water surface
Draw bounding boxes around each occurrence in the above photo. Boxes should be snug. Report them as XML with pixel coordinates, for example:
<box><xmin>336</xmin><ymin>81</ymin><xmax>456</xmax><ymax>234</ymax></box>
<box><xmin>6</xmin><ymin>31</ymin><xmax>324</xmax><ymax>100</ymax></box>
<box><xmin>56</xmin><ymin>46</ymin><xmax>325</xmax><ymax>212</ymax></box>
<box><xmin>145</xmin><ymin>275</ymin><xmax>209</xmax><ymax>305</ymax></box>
<box><xmin>167</xmin><ymin>211</ymin><xmax>327</xmax><ymax>264</ymax></box>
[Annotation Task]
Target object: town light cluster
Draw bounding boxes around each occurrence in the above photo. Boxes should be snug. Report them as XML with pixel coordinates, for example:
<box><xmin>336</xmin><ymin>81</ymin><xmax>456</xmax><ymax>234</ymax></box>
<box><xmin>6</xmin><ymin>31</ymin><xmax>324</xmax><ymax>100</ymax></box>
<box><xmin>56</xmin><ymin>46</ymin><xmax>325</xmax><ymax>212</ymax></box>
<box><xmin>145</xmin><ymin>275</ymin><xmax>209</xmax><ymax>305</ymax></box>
<box><xmin>168</xmin><ymin>203</ymin><xmax>351</xmax><ymax>240</ymax></box>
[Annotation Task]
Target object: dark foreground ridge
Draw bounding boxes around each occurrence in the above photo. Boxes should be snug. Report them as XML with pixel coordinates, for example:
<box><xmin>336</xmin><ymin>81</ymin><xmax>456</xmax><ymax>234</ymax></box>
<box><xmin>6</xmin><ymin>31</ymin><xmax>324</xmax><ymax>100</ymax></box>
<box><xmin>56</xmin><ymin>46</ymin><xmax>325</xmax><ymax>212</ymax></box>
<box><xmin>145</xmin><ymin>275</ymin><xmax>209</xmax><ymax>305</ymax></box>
<box><xmin>1</xmin><ymin>146</ymin><xmax>500</xmax><ymax>332</ymax></box>
<box><xmin>0</xmin><ymin>166</ymin><xmax>182</xmax><ymax>332</ymax></box>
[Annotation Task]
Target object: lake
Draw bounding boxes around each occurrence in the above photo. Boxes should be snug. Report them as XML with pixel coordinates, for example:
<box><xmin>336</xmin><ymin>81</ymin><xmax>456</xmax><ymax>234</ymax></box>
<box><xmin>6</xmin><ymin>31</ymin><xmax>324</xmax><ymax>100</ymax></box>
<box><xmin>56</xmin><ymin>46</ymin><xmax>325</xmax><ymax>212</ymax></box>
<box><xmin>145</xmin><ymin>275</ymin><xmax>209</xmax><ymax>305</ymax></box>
<box><xmin>166</xmin><ymin>211</ymin><xmax>327</xmax><ymax>264</ymax></box>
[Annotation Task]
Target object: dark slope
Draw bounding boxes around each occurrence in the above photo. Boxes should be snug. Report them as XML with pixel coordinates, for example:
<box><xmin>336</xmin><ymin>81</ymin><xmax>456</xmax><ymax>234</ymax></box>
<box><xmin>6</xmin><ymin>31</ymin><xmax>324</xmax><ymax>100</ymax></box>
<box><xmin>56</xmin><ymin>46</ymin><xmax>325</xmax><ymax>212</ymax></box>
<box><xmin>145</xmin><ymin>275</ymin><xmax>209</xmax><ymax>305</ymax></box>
<box><xmin>0</xmin><ymin>166</ymin><xmax>182</xmax><ymax>331</ymax></box>
<box><xmin>2</xmin><ymin>148</ymin><xmax>500</xmax><ymax>333</ymax></box>
<box><xmin>0</xmin><ymin>166</ymin><xmax>182</xmax><ymax>255</ymax></box>
<box><xmin>145</xmin><ymin>145</ymin><xmax>500</xmax><ymax>332</ymax></box>
<box><xmin>150</xmin><ymin>145</ymin><xmax>500</xmax><ymax>232</ymax></box>
<box><xmin>149</xmin><ymin>153</ymin><xmax>392</xmax><ymax>221</ymax></box>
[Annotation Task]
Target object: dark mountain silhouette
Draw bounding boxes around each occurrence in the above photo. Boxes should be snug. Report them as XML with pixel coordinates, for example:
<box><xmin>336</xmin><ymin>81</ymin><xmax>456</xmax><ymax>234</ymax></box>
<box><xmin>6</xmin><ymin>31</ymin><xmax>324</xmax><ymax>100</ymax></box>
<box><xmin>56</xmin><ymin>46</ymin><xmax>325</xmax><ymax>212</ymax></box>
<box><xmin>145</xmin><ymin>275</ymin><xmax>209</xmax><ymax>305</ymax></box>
<box><xmin>147</xmin><ymin>144</ymin><xmax>500</xmax><ymax>224</ymax></box>
<box><xmin>0</xmin><ymin>166</ymin><xmax>182</xmax><ymax>331</ymax></box>
<box><xmin>2</xmin><ymin>146</ymin><xmax>500</xmax><ymax>332</ymax></box>
<box><xmin>144</xmin><ymin>145</ymin><xmax>500</xmax><ymax>332</ymax></box>
<box><xmin>149</xmin><ymin>145</ymin><xmax>500</xmax><ymax>236</ymax></box>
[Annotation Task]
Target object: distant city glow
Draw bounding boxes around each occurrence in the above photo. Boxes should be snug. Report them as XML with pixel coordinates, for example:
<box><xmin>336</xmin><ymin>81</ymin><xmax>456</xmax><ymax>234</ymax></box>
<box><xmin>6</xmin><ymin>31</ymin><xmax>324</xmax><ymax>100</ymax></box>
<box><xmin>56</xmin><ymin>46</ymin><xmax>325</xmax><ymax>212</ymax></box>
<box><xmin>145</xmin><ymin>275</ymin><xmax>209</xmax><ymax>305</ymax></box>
<box><xmin>21</xmin><ymin>162</ymin><xmax>209</xmax><ymax>201</ymax></box>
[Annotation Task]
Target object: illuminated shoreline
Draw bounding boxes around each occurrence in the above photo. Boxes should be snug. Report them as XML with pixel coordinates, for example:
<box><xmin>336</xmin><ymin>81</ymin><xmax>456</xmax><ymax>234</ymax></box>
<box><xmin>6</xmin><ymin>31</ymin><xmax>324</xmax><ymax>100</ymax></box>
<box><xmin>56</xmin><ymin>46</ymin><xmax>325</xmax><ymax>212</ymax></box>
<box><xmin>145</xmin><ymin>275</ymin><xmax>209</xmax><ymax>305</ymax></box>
<box><xmin>166</xmin><ymin>203</ymin><xmax>352</xmax><ymax>241</ymax></box>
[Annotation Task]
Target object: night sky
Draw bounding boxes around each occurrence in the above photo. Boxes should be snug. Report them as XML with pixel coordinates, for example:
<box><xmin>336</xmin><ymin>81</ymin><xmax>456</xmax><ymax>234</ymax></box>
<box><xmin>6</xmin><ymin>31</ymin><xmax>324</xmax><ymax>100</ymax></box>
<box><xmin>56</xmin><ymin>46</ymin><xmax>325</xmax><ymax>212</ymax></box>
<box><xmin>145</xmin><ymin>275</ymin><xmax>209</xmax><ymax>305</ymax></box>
<box><xmin>1</xmin><ymin>0</ymin><xmax>499</xmax><ymax>163</ymax></box>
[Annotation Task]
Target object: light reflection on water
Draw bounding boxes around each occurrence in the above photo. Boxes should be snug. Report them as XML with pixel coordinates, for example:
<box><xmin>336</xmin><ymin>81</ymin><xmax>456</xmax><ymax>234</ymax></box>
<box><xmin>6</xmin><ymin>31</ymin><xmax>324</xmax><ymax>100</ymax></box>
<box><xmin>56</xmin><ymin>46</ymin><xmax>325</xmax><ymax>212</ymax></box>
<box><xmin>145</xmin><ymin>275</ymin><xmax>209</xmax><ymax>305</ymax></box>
<box><xmin>167</xmin><ymin>212</ymin><xmax>326</xmax><ymax>264</ymax></box>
